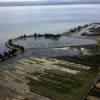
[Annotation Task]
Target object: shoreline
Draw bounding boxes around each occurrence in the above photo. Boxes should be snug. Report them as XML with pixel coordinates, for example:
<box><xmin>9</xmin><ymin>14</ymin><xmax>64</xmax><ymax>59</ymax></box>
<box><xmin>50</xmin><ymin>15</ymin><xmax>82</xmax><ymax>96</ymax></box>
<box><xmin>0</xmin><ymin>23</ymin><xmax>99</xmax><ymax>63</ymax></box>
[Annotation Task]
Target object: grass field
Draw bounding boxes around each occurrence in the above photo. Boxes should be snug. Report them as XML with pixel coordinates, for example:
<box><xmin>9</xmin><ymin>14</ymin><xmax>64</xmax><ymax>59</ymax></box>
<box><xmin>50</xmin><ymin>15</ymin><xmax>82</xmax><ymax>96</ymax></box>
<box><xmin>0</xmin><ymin>55</ymin><xmax>100</xmax><ymax>100</ymax></box>
<box><xmin>27</xmin><ymin>60</ymin><xmax>98</xmax><ymax>100</ymax></box>
<box><xmin>55</xmin><ymin>54</ymin><xmax>100</xmax><ymax>67</ymax></box>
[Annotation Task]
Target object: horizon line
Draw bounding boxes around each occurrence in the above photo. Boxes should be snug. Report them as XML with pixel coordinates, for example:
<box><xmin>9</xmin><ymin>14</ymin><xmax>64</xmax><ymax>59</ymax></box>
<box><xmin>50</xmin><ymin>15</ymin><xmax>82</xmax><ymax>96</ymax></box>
<box><xmin>0</xmin><ymin>1</ymin><xmax>99</xmax><ymax>7</ymax></box>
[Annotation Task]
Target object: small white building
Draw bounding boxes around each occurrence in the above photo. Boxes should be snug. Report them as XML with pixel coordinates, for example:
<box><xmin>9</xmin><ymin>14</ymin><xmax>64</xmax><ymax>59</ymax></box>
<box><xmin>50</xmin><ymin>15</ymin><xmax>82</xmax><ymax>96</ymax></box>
<box><xmin>81</xmin><ymin>48</ymin><xmax>90</xmax><ymax>55</ymax></box>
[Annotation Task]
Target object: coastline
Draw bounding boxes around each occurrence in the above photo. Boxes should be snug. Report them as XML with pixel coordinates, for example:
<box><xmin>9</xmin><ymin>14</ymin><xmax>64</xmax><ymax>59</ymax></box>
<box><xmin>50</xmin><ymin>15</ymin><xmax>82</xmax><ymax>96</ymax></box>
<box><xmin>0</xmin><ymin>23</ymin><xmax>100</xmax><ymax>100</ymax></box>
<box><xmin>0</xmin><ymin>23</ymin><xmax>99</xmax><ymax>65</ymax></box>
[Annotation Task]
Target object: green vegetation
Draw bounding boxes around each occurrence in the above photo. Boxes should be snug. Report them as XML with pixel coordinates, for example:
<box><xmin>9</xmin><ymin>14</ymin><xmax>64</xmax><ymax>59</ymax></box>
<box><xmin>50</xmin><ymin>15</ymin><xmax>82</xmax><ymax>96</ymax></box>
<box><xmin>22</xmin><ymin>98</ymin><xmax>30</xmax><ymax>100</ymax></box>
<box><xmin>3</xmin><ymin>23</ymin><xmax>100</xmax><ymax>100</ymax></box>
<box><xmin>63</xmin><ymin>24</ymin><xmax>89</xmax><ymax>36</ymax></box>
<box><xmin>55</xmin><ymin>55</ymin><xmax>100</xmax><ymax>68</ymax></box>
<box><xmin>89</xmin><ymin>88</ymin><xmax>100</xmax><ymax>97</ymax></box>
<box><xmin>27</xmin><ymin>68</ymin><xmax>98</xmax><ymax>100</ymax></box>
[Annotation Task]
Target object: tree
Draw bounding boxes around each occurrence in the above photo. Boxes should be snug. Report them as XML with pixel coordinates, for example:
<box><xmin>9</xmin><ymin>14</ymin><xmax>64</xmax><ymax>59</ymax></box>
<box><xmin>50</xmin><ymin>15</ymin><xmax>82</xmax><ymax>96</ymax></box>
<box><xmin>11</xmin><ymin>49</ymin><xmax>17</xmax><ymax>55</ymax></box>
<box><xmin>8</xmin><ymin>39</ymin><xmax>13</xmax><ymax>45</ymax></box>
<box><xmin>77</xmin><ymin>26</ymin><xmax>81</xmax><ymax>31</ymax></box>
<box><xmin>4</xmin><ymin>52</ymin><xmax>9</xmax><ymax>58</ymax></box>
<box><xmin>0</xmin><ymin>54</ymin><xmax>3</xmax><ymax>60</ymax></box>
<box><xmin>34</xmin><ymin>33</ymin><xmax>37</xmax><ymax>37</ymax></box>
<box><xmin>20</xmin><ymin>46</ymin><xmax>24</xmax><ymax>52</ymax></box>
<box><xmin>8</xmin><ymin>51</ymin><xmax>12</xmax><ymax>57</ymax></box>
<box><xmin>24</xmin><ymin>34</ymin><xmax>27</xmax><ymax>38</ymax></box>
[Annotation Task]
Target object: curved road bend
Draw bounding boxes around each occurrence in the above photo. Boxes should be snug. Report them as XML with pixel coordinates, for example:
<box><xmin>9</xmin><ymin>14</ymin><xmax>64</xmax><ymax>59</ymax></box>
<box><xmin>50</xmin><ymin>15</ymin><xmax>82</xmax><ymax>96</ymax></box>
<box><xmin>81</xmin><ymin>75</ymin><xmax>100</xmax><ymax>100</ymax></box>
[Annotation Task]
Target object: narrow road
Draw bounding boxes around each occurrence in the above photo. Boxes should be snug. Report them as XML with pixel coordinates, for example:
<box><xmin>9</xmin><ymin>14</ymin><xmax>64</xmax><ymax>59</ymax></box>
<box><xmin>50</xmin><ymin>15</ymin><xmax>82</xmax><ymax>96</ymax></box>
<box><xmin>81</xmin><ymin>76</ymin><xmax>100</xmax><ymax>100</ymax></box>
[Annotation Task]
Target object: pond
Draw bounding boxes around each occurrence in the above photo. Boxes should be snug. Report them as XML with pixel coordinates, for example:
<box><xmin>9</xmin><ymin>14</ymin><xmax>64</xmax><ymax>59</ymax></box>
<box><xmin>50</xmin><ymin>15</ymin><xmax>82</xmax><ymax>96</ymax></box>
<box><xmin>15</xmin><ymin>36</ymin><xmax>96</xmax><ymax>49</ymax></box>
<box><xmin>0</xmin><ymin>35</ymin><xmax>97</xmax><ymax>66</ymax></box>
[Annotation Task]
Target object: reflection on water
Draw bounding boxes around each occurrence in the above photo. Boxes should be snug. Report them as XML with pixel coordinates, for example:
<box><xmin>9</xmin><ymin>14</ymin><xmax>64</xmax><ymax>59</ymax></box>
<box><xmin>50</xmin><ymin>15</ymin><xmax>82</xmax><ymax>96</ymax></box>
<box><xmin>15</xmin><ymin>36</ymin><xmax>96</xmax><ymax>49</ymax></box>
<box><xmin>0</xmin><ymin>36</ymin><xmax>97</xmax><ymax>66</ymax></box>
<box><xmin>0</xmin><ymin>4</ymin><xmax>99</xmax><ymax>65</ymax></box>
<box><xmin>0</xmin><ymin>48</ymin><xmax>80</xmax><ymax>66</ymax></box>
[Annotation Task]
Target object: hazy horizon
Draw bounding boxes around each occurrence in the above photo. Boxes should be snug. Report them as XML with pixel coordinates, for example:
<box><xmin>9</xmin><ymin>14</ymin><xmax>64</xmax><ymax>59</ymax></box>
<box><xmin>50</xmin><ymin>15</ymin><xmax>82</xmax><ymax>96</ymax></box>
<box><xmin>0</xmin><ymin>0</ymin><xmax>100</xmax><ymax>2</ymax></box>
<box><xmin>0</xmin><ymin>0</ymin><xmax>100</xmax><ymax>4</ymax></box>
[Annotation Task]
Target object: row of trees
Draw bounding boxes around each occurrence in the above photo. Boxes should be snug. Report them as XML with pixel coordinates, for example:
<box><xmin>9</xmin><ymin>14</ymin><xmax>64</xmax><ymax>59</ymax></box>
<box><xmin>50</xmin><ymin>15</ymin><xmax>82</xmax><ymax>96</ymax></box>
<box><xmin>1</xmin><ymin>32</ymin><xmax>61</xmax><ymax>61</ymax></box>
<box><xmin>33</xmin><ymin>33</ymin><xmax>61</xmax><ymax>39</ymax></box>
<box><xmin>8</xmin><ymin>39</ymin><xmax>24</xmax><ymax>52</ymax></box>
<box><xmin>0</xmin><ymin>39</ymin><xmax>25</xmax><ymax>61</ymax></box>
<box><xmin>15</xmin><ymin>33</ymin><xmax>61</xmax><ymax>40</ymax></box>
<box><xmin>69</xmin><ymin>24</ymin><xmax>89</xmax><ymax>33</ymax></box>
<box><xmin>0</xmin><ymin>49</ymin><xmax>17</xmax><ymax>61</ymax></box>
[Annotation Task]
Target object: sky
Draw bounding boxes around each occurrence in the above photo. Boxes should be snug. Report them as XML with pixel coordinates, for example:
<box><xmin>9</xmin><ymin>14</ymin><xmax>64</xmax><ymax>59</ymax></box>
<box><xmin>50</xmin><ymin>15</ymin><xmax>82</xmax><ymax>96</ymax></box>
<box><xmin>0</xmin><ymin>0</ymin><xmax>100</xmax><ymax>3</ymax></box>
<box><xmin>0</xmin><ymin>0</ymin><xmax>39</xmax><ymax>2</ymax></box>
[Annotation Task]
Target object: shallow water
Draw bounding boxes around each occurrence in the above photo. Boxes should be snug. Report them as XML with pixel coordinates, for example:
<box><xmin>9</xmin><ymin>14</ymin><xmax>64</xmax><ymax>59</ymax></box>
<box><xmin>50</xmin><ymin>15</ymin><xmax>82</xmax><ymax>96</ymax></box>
<box><xmin>0</xmin><ymin>4</ymin><xmax>99</xmax><ymax>64</ymax></box>
<box><xmin>15</xmin><ymin>36</ymin><xmax>96</xmax><ymax>48</ymax></box>
<box><xmin>0</xmin><ymin>4</ymin><xmax>100</xmax><ymax>41</ymax></box>
<box><xmin>0</xmin><ymin>48</ymin><xmax>80</xmax><ymax>66</ymax></box>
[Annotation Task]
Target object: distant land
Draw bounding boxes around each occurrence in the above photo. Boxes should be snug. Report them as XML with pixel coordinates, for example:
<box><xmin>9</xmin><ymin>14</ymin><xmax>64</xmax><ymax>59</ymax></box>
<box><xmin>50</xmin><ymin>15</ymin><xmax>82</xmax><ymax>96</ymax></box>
<box><xmin>0</xmin><ymin>1</ymin><xmax>100</xmax><ymax>6</ymax></box>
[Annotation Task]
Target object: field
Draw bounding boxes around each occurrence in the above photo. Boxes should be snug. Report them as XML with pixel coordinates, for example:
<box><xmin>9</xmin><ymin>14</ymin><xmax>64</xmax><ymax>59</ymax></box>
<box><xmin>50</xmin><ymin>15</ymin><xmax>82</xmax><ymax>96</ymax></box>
<box><xmin>27</xmin><ymin>68</ymin><xmax>97</xmax><ymax>100</ymax></box>
<box><xmin>0</xmin><ymin>55</ymin><xmax>99</xmax><ymax>100</ymax></box>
